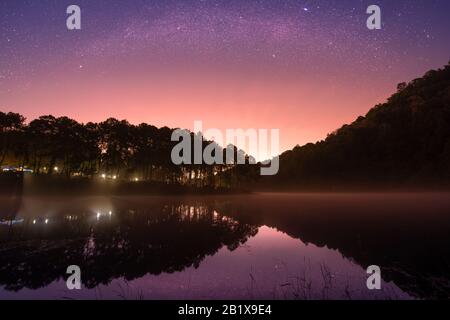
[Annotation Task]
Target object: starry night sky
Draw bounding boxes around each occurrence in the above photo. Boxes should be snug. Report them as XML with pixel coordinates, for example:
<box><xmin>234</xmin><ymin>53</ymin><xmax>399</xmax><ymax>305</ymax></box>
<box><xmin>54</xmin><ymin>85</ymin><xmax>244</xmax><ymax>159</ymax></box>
<box><xmin>1</xmin><ymin>0</ymin><xmax>450</xmax><ymax>156</ymax></box>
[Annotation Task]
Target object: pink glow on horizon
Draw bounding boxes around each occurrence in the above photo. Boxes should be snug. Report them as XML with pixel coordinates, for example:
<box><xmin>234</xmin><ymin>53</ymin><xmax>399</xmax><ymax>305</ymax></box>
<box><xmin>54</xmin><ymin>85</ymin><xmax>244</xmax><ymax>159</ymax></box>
<box><xmin>1</xmin><ymin>61</ymin><xmax>401</xmax><ymax>159</ymax></box>
<box><xmin>2</xmin><ymin>1</ymin><xmax>449</xmax><ymax>159</ymax></box>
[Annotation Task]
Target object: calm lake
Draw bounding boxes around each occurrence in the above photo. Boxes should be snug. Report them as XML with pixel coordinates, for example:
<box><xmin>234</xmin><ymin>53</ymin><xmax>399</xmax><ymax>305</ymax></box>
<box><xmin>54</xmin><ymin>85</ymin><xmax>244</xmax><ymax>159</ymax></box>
<box><xmin>0</xmin><ymin>193</ymin><xmax>449</xmax><ymax>300</ymax></box>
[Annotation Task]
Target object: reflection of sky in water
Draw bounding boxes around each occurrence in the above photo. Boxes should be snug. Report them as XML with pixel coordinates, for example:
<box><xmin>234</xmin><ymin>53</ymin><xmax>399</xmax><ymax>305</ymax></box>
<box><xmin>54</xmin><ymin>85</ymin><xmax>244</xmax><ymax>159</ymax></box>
<box><xmin>2</xmin><ymin>193</ymin><xmax>449</xmax><ymax>299</ymax></box>
<box><xmin>122</xmin><ymin>226</ymin><xmax>410</xmax><ymax>300</ymax></box>
<box><xmin>0</xmin><ymin>218</ymin><xmax>410</xmax><ymax>300</ymax></box>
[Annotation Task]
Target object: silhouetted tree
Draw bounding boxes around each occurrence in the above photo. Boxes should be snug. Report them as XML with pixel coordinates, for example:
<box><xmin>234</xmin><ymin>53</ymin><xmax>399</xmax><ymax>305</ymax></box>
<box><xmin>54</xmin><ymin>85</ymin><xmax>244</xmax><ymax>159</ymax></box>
<box><xmin>264</xmin><ymin>62</ymin><xmax>450</xmax><ymax>189</ymax></box>
<box><xmin>0</xmin><ymin>113</ymin><xmax>256</xmax><ymax>189</ymax></box>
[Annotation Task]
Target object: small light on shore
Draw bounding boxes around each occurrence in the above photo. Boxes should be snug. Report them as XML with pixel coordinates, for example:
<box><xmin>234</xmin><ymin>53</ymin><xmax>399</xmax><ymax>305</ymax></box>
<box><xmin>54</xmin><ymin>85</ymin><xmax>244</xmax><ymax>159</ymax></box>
<box><xmin>44</xmin><ymin>218</ymin><xmax>49</xmax><ymax>224</ymax></box>
<box><xmin>112</xmin><ymin>175</ymin><xmax>117</xmax><ymax>180</ymax></box>
<box><xmin>134</xmin><ymin>177</ymin><xmax>139</xmax><ymax>182</ymax></box>
<box><xmin>32</xmin><ymin>219</ymin><xmax>36</xmax><ymax>224</ymax></box>
<box><xmin>101</xmin><ymin>174</ymin><xmax>106</xmax><ymax>179</ymax></box>
<box><xmin>97</xmin><ymin>212</ymin><xmax>101</xmax><ymax>219</ymax></box>
<box><xmin>54</xmin><ymin>166</ymin><xmax>58</xmax><ymax>172</ymax></box>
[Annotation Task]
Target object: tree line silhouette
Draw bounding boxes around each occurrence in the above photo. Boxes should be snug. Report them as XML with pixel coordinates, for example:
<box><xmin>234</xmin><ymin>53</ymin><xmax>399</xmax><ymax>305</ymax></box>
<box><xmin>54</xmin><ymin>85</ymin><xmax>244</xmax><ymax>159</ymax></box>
<box><xmin>2</xmin><ymin>62</ymin><xmax>449</xmax><ymax>191</ymax></box>
<box><xmin>1</xmin><ymin>195</ymin><xmax>447</xmax><ymax>298</ymax></box>
<box><xmin>263</xmin><ymin>62</ymin><xmax>450</xmax><ymax>189</ymax></box>
<box><xmin>0</xmin><ymin>114</ymin><xmax>258</xmax><ymax>189</ymax></box>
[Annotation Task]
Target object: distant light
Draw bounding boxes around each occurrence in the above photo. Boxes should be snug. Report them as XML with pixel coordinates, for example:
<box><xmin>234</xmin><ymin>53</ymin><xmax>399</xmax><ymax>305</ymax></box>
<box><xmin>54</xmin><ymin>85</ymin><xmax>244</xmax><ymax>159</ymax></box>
<box><xmin>97</xmin><ymin>212</ymin><xmax>101</xmax><ymax>219</ymax></box>
<box><xmin>54</xmin><ymin>166</ymin><xmax>58</xmax><ymax>171</ymax></box>
<box><xmin>32</xmin><ymin>219</ymin><xmax>36</xmax><ymax>224</ymax></box>
<box><xmin>134</xmin><ymin>177</ymin><xmax>139</xmax><ymax>182</ymax></box>
<box><xmin>44</xmin><ymin>219</ymin><xmax>49</xmax><ymax>224</ymax></box>
<box><xmin>101</xmin><ymin>173</ymin><xmax>106</xmax><ymax>179</ymax></box>
<box><xmin>108</xmin><ymin>211</ymin><xmax>112</xmax><ymax>216</ymax></box>
<box><xmin>112</xmin><ymin>175</ymin><xmax>117</xmax><ymax>180</ymax></box>
<box><xmin>303</xmin><ymin>7</ymin><xmax>309</xmax><ymax>11</ymax></box>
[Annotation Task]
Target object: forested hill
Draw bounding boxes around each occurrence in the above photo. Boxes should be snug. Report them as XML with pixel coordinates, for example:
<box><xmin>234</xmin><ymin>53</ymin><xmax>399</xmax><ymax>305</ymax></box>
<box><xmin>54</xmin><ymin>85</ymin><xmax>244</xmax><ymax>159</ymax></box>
<box><xmin>265</xmin><ymin>62</ymin><xmax>450</xmax><ymax>189</ymax></box>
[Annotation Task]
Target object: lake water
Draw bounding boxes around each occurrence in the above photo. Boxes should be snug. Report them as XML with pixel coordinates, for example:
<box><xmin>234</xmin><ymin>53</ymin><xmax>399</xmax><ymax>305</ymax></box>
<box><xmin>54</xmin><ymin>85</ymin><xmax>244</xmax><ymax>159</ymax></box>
<box><xmin>0</xmin><ymin>193</ymin><xmax>449</xmax><ymax>300</ymax></box>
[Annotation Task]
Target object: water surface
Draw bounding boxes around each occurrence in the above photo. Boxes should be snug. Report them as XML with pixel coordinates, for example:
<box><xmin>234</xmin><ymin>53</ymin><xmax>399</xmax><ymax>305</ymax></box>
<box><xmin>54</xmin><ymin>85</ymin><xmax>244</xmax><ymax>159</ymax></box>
<box><xmin>1</xmin><ymin>193</ymin><xmax>449</xmax><ymax>299</ymax></box>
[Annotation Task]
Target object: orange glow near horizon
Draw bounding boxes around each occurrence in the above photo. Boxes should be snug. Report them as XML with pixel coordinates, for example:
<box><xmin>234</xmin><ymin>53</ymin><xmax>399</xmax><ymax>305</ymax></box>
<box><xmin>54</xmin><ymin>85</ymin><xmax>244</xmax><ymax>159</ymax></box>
<box><xmin>2</xmin><ymin>1</ymin><xmax>449</xmax><ymax>159</ymax></box>
<box><xmin>1</xmin><ymin>60</ymin><xmax>412</xmax><ymax>158</ymax></box>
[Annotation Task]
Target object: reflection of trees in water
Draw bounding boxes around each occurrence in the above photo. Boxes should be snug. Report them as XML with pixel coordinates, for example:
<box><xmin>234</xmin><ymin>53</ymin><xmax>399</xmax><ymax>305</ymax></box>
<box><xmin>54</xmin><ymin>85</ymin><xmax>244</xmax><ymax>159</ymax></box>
<box><xmin>0</xmin><ymin>173</ymin><xmax>23</xmax><ymax>221</ymax></box>
<box><xmin>0</xmin><ymin>202</ymin><xmax>258</xmax><ymax>291</ymax></box>
<box><xmin>1</xmin><ymin>195</ymin><xmax>448</xmax><ymax>299</ymax></box>
<box><xmin>213</xmin><ymin>197</ymin><xmax>450</xmax><ymax>300</ymax></box>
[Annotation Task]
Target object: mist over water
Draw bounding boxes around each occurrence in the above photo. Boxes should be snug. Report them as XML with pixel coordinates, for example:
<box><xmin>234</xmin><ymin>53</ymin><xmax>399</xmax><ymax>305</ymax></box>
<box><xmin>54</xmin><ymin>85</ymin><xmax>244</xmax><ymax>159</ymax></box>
<box><xmin>1</xmin><ymin>193</ymin><xmax>449</xmax><ymax>299</ymax></box>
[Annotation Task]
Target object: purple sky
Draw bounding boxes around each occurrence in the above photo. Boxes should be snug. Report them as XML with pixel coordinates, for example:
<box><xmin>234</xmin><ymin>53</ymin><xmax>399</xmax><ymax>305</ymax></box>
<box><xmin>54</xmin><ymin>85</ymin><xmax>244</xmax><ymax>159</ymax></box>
<box><xmin>1</xmin><ymin>0</ymin><xmax>449</xmax><ymax>155</ymax></box>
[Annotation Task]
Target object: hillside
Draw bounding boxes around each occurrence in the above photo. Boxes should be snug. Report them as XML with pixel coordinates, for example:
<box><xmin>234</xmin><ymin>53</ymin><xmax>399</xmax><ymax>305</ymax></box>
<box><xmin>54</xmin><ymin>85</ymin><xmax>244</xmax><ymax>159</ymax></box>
<box><xmin>264</xmin><ymin>62</ymin><xmax>450</xmax><ymax>189</ymax></box>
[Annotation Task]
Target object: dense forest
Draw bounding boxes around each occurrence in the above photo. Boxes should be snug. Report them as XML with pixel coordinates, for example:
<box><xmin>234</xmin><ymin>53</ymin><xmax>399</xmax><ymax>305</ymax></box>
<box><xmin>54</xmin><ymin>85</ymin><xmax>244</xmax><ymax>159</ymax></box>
<box><xmin>1</xmin><ymin>62</ymin><xmax>450</xmax><ymax>191</ymax></box>
<box><xmin>263</xmin><ymin>62</ymin><xmax>450</xmax><ymax>189</ymax></box>
<box><xmin>0</xmin><ymin>114</ymin><xmax>258</xmax><ymax>189</ymax></box>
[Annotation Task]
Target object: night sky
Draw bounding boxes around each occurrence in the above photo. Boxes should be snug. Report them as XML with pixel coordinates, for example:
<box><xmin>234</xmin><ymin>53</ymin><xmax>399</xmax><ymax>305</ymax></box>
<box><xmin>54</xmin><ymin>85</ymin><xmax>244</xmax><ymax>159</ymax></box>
<box><xmin>1</xmin><ymin>0</ymin><xmax>449</xmax><ymax>157</ymax></box>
